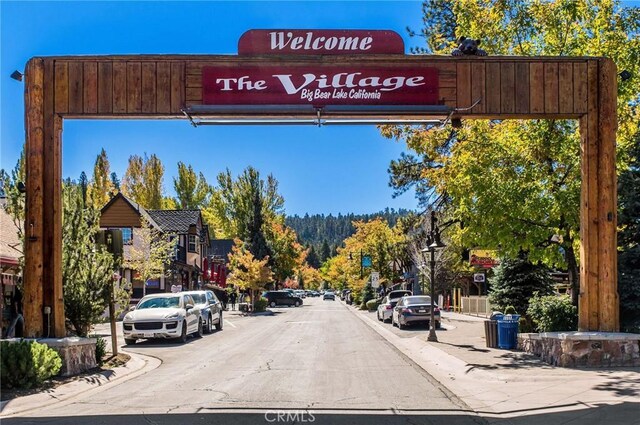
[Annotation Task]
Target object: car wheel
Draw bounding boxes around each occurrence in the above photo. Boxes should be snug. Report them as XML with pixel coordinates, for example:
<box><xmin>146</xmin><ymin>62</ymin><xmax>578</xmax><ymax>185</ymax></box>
<box><xmin>270</xmin><ymin>301</ymin><xmax>277</xmax><ymax>308</ymax></box>
<box><xmin>215</xmin><ymin>313</ymin><xmax>223</xmax><ymax>331</ymax></box>
<box><xmin>124</xmin><ymin>338</ymin><xmax>136</xmax><ymax>345</ymax></box>
<box><xmin>205</xmin><ymin>316</ymin><xmax>213</xmax><ymax>334</ymax></box>
<box><xmin>177</xmin><ymin>320</ymin><xmax>187</xmax><ymax>343</ymax></box>
<box><xmin>295</xmin><ymin>301</ymin><xmax>301</xmax><ymax>307</ymax></box>
<box><xmin>195</xmin><ymin>319</ymin><xmax>204</xmax><ymax>338</ymax></box>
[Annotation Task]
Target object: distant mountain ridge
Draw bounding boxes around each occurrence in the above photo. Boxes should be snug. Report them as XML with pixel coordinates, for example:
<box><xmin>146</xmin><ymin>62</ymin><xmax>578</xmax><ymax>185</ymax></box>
<box><xmin>285</xmin><ymin>208</ymin><xmax>412</xmax><ymax>253</ymax></box>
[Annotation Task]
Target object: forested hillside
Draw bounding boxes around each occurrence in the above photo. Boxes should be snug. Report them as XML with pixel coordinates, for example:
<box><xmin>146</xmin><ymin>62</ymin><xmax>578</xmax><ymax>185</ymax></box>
<box><xmin>286</xmin><ymin>208</ymin><xmax>412</xmax><ymax>263</ymax></box>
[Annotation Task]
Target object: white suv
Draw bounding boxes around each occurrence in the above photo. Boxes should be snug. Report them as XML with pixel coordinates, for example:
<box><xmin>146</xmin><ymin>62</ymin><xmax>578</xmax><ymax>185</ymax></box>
<box><xmin>123</xmin><ymin>293</ymin><xmax>202</xmax><ymax>344</ymax></box>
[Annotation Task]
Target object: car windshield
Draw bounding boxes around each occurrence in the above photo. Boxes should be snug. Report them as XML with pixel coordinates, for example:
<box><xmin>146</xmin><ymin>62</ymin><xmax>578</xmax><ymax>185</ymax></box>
<box><xmin>191</xmin><ymin>294</ymin><xmax>206</xmax><ymax>304</ymax></box>
<box><xmin>405</xmin><ymin>297</ymin><xmax>432</xmax><ymax>305</ymax></box>
<box><xmin>137</xmin><ymin>297</ymin><xmax>180</xmax><ymax>309</ymax></box>
<box><xmin>389</xmin><ymin>292</ymin><xmax>411</xmax><ymax>300</ymax></box>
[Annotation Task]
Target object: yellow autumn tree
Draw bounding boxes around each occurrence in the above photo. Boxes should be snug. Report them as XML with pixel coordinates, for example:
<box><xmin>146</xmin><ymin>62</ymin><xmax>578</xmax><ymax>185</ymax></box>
<box><xmin>227</xmin><ymin>238</ymin><xmax>273</xmax><ymax>309</ymax></box>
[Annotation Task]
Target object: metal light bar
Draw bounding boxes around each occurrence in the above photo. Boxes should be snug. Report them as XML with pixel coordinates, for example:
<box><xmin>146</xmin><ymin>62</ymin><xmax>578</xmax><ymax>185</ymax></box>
<box><xmin>192</xmin><ymin>118</ymin><xmax>447</xmax><ymax>126</ymax></box>
<box><xmin>183</xmin><ymin>104</ymin><xmax>453</xmax><ymax>116</ymax></box>
<box><xmin>181</xmin><ymin>104</ymin><xmax>457</xmax><ymax>127</ymax></box>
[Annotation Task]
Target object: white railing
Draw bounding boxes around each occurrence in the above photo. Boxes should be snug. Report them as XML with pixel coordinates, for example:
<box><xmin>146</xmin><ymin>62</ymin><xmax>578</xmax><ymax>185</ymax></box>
<box><xmin>460</xmin><ymin>296</ymin><xmax>492</xmax><ymax>317</ymax></box>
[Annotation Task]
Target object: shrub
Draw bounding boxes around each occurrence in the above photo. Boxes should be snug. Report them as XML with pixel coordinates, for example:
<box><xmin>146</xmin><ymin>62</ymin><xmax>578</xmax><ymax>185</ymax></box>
<box><xmin>254</xmin><ymin>297</ymin><xmax>268</xmax><ymax>312</ymax></box>
<box><xmin>504</xmin><ymin>305</ymin><xmax>517</xmax><ymax>315</ymax></box>
<box><xmin>359</xmin><ymin>302</ymin><xmax>368</xmax><ymax>310</ymax></box>
<box><xmin>94</xmin><ymin>335</ymin><xmax>106</xmax><ymax>366</ymax></box>
<box><xmin>1</xmin><ymin>340</ymin><xmax>62</xmax><ymax>389</ymax></box>
<box><xmin>527</xmin><ymin>294</ymin><xmax>578</xmax><ymax>332</ymax></box>
<box><xmin>366</xmin><ymin>299</ymin><xmax>379</xmax><ymax>311</ymax></box>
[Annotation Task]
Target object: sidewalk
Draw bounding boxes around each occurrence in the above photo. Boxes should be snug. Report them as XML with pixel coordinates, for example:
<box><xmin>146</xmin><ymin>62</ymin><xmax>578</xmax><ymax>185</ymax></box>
<box><xmin>2</xmin><ymin>322</ymin><xmax>161</xmax><ymax>417</ymax></box>
<box><xmin>0</xmin><ymin>347</ymin><xmax>160</xmax><ymax>417</ymax></box>
<box><xmin>351</xmin><ymin>305</ymin><xmax>640</xmax><ymax>424</ymax></box>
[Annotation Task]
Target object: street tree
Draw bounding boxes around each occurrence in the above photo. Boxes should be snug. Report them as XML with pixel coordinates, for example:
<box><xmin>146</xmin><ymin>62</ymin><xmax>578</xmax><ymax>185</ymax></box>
<box><xmin>266</xmin><ymin>220</ymin><xmax>306</xmax><ymax>285</ymax></box>
<box><xmin>123</xmin><ymin>215</ymin><xmax>177</xmax><ymax>297</ymax></box>
<box><xmin>122</xmin><ymin>153</ymin><xmax>165</xmax><ymax>209</ymax></box>
<box><xmin>385</xmin><ymin>0</ymin><xmax>640</xmax><ymax>303</ymax></box>
<box><xmin>618</xmin><ymin>131</ymin><xmax>640</xmax><ymax>332</ymax></box>
<box><xmin>173</xmin><ymin>162</ymin><xmax>210</xmax><ymax>209</ymax></box>
<box><xmin>211</xmin><ymin>166</ymin><xmax>284</xmax><ymax>239</ymax></box>
<box><xmin>87</xmin><ymin>148</ymin><xmax>114</xmax><ymax>208</ymax></box>
<box><xmin>62</xmin><ymin>183</ymin><xmax>128</xmax><ymax>336</ymax></box>
<box><xmin>0</xmin><ymin>147</ymin><xmax>26</xmax><ymax>265</ymax></box>
<box><xmin>227</xmin><ymin>239</ymin><xmax>273</xmax><ymax>310</ymax></box>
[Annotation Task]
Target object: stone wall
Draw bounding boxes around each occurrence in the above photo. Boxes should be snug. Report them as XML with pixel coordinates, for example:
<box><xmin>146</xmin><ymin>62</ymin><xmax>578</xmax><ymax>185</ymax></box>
<box><xmin>38</xmin><ymin>337</ymin><xmax>97</xmax><ymax>376</ymax></box>
<box><xmin>518</xmin><ymin>332</ymin><xmax>640</xmax><ymax>368</ymax></box>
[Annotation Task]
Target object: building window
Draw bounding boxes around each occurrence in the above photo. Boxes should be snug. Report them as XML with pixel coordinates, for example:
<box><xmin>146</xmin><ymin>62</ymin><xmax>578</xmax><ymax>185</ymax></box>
<box><xmin>109</xmin><ymin>227</ymin><xmax>132</xmax><ymax>244</ymax></box>
<box><xmin>188</xmin><ymin>235</ymin><xmax>197</xmax><ymax>252</ymax></box>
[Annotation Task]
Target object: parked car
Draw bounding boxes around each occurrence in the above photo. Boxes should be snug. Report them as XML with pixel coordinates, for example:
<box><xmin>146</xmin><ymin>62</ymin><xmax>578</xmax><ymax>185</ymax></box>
<box><xmin>391</xmin><ymin>295</ymin><xmax>441</xmax><ymax>330</ymax></box>
<box><xmin>294</xmin><ymin>289</ymin><xmax>306</xmax><ymax>299</ymax></box>
<box><xmin>123</xmin><ymin>293</ymin><xmax>202</xmax><ymax>345</ymax></box>
<box><xmin>323</xmin><ymin>291</ymin><xmax>336</xmax><ymax>300</ymax></box>
<box><xmin>263</xmin><ymin>291</ymin><xmax>303</xmax><ymax>307</ymax></box>
<box><xmin>377</xmin><ymin>290</ymin><xmax>412</xmax><ymax>323</ymax></box>
<box><xmin>184</xmin><ymin>290</ymin><xmax>223</xmax><ymax>333</ymax></box>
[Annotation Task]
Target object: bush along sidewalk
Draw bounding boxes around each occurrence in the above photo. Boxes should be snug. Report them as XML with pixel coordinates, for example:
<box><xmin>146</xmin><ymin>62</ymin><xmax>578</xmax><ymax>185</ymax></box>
<box><xmin>1</xmin><ymin>340</ymin><xmax>62</xmax><ymax>390</ymax></box>
<box><xmin>527</xmin><ymin>294</ymin><xmax>578</xmax><ymax>332</ymax></box>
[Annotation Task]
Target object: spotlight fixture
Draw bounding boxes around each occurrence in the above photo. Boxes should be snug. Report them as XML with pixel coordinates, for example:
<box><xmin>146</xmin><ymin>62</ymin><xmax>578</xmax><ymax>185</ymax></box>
<box><xmin>10</xmin><ymin>70</ymin><xmax>23</xmax><ymax>82</ymax></box>
<box><xmin>619</xmin><ymin>70</ymin><xmax>631</xmax><ymax>81</ymax></box>
<box><xmin>451</xmin><ymin>118</ymin><xmax>462</xmax><ymax>128</ymax></box>
<box><xmin>17</xmin><ymin>182</ymin><xmax>26</xmax><ymax>194</ymax></box>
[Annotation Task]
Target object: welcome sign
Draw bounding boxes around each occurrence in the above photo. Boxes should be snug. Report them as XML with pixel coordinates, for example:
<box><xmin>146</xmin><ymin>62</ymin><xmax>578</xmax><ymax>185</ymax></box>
<box><xmin>238</xmin><ymin>29</ymin><xmax>405</xmax><ymax>55</ymax></box>
<box><xmin>202</xmin><ymin>64</ymin><xmax>439</xmax><ymax>106</ymax></box>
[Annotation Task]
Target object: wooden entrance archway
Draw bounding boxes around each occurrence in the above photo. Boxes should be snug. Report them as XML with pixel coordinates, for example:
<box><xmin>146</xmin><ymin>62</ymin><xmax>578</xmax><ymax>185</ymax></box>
<box><xmin>22</xmin><ymin>54</ymin><xmax>618</xmax><ymax>337</ymax></box>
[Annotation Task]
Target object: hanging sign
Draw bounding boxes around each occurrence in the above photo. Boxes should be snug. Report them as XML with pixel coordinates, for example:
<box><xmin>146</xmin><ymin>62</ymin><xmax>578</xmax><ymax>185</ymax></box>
<box><xmin>238</xmin><ymin>29</ymin><xmax>404</xmax><ymax>55</ymax></box>
<box><xmin>202</xmin><ymin>65</ymin><xmax>439</xmax><ymax>106</ymax></box>
<box><xmin>469</xmin><ymin>250</ymin><xmax>500</xmax><ymax>268</ymax></box>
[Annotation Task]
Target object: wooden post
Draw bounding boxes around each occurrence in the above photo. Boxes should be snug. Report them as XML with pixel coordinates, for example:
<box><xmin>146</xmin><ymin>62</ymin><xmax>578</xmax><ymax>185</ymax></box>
<box><xmin>24</xmin><ymin>58</ymin><xmax>45</xmax><ymax>337</ymax></box>
<box><xmin>578</xmin><ymin>58</ymin><xmax>618</xmax><ymax>332</ymax></box>
<box><xmin>24</xmin><ymin>58</ymin><xmax>65</xmax><ymax>338</ymax></box>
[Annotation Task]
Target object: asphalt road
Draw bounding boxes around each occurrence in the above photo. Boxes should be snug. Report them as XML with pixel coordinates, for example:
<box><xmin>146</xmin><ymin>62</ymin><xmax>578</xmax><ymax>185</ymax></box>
<box><xmin>5</xmin><ymin>298</ymin><xmax>485</xmax><ymax>425</ymax></box>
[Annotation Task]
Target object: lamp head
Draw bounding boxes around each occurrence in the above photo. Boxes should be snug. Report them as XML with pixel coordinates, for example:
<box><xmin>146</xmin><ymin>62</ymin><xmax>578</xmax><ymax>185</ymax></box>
<box><xmin>428</xmin><ymin>233</ymin><xmax>446</xmax><ymax>250</ymax></box>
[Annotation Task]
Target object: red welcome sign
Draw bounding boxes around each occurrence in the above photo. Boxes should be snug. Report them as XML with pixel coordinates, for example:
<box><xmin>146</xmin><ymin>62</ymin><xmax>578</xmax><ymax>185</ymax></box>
<box><xmin>202</xmin><ymin>65</ymin><xmax>439</xmax><ymax>106</ymax></box>
<box><xmin>238</xmin><ymin>29</ymin><xmax>404</xmax><ymax>55</ymax></box>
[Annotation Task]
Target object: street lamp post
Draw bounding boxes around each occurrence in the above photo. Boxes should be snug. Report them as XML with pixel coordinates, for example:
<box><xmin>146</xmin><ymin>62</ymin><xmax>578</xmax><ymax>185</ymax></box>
<box><xmin>421</xmin><ymin>211</ymin><xmax>446</xmax><ymax>343</ymax></box>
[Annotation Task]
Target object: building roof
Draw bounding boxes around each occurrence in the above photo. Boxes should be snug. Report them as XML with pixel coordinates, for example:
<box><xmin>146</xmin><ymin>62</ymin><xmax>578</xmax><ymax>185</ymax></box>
<box><xmin>100</xmin><ymin>192</ymin><xmax>161</xmax><ymax>229</ymax></box>
<box><xmin>147</xmin><ymin>209</ymin><xmax>201</xmax><ymax>234</ymax></box>
<box><xmin>0</xmin><ymin>198</ymin><xmax>22</xmax><ymax>265</ymax></box>
<box><xmin>209</xmin><ymin>239</ymin><xmax>235</xmax><ymax>262</ymax></box>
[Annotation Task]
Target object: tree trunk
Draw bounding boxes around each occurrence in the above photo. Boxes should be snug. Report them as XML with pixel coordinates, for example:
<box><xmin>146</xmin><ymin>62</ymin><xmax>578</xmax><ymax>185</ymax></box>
<box><xmin>564</xmin><ymin>240</ymin><xmax>579</xmax><ymax>307</ymax></box>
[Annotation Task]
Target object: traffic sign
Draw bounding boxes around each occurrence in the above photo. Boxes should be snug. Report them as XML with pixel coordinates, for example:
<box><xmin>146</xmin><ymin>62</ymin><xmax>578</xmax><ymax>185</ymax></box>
<box><xmin>370</xmin><ymin>271</ymin><xmax>380</xmax><ymax>288</ymax></box>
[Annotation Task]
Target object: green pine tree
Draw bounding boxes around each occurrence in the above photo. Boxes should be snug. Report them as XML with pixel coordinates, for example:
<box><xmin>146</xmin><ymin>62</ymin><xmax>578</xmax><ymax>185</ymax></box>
<box><xmin>62</xmin><ymin>183</ymin><xmax>124</xmax><ymax>337</ymax></box>
<box><xmin>320</xmin><ymin>240</ymin><xmax>331</xmax><ymax>263</ymax></box>
<box><xmin>488</xmin><ymin>254</ymin><xmax>554</xmax><ymax>316</ymax></box>
<box><xmin>619</xmin><ymin>131</ymin><xmax>640</xmax><ymax>332</ymax></box>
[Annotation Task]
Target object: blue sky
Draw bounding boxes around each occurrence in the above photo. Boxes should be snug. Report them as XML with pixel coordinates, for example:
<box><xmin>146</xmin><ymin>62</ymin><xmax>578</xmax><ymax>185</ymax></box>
<box><xmin>0</xmin><ymin>1</ymin><xmax>428</xmax><ymax>216</ymax></box>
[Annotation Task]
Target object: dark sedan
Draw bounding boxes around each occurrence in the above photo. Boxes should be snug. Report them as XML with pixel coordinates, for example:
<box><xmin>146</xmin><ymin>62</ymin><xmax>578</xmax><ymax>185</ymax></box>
<box><xmin>392</xmin><ymin>296</ymin><xmax>441</xmax><ymax>330</ymax></box>
<box><xmin>263</xmin><ymin>291</ymin><xmax>303</xmax><ymax>307</ymax></box>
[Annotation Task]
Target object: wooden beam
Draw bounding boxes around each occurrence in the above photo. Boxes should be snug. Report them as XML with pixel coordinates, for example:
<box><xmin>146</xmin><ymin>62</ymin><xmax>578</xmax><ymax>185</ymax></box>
<box><xmin>578</xmin><ymin>59</ymin><xmax>619</xmax><ymax>332</ymax></box>
<box><xmin>24</xmin><ymin>58</ymin><xmax>45</xmax><ymax>337</ymax></box>
<box><xmin>597</xmin><ymin>58</ymin><xmax>618</xmax><ymax>331</ymax></box>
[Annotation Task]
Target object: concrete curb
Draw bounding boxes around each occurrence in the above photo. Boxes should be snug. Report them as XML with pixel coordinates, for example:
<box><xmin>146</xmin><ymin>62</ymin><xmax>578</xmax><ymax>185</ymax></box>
<box><xmin>0</xmin><ymin>350</ymin><xmax>161</xmax><ymax>417</ymax></box>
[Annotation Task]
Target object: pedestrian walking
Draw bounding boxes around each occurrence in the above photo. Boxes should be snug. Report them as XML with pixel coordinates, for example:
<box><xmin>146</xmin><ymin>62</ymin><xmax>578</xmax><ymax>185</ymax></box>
<box><xmin>229</xmin><ymin>291</ymin><xmax>237</xmax><ymax>310</ymax></box>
